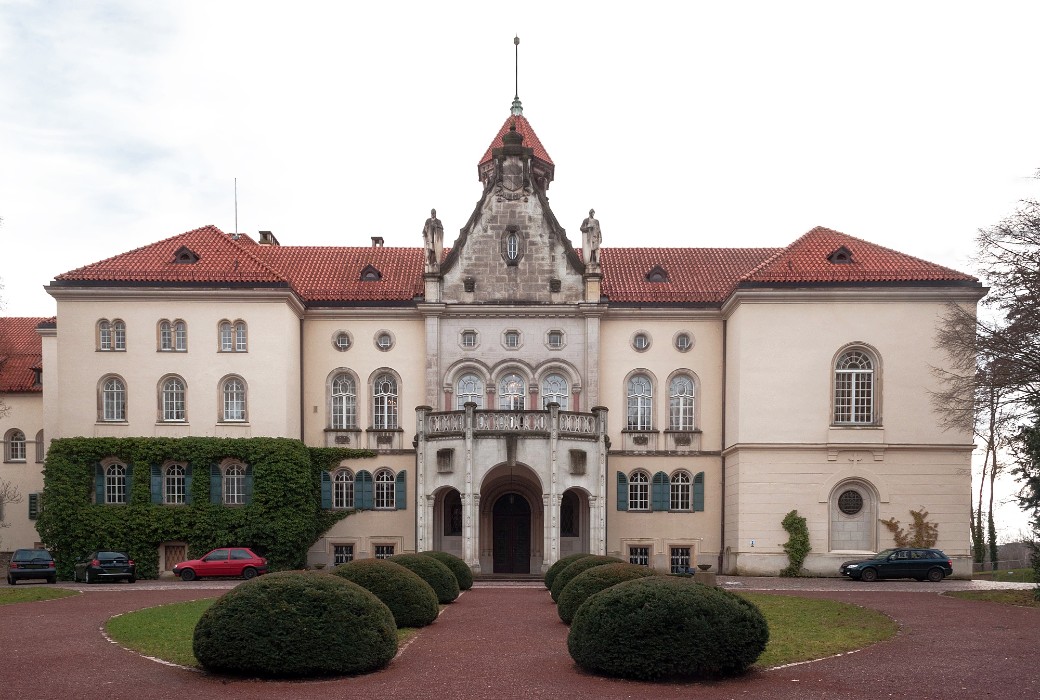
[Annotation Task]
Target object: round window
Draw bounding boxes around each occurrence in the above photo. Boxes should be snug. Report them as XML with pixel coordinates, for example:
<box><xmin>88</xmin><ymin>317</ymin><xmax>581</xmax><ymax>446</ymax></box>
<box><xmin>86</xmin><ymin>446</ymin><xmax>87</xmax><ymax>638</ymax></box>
<box><xmin>633</xmin><ymin>332</ymin><xmax>651</xmax><ymax>351</ymax></box>
<box><xmin>334</xmin><ymin>332</ymin><xmax>351</xmax><ymax>351</ymax></box>
<box><xmin>838</xmin><ymin>489</ymin><xmax>864</xmax><ymax>515</ymax></box>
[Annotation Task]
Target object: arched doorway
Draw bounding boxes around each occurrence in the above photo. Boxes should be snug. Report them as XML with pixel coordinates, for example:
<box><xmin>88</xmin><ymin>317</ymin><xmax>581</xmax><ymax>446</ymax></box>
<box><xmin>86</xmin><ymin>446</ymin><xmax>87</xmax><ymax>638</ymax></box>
<box><xmin>492</xmin><ymin>493</ymin><xmax>531</xmax><ymax>573</ymax></box>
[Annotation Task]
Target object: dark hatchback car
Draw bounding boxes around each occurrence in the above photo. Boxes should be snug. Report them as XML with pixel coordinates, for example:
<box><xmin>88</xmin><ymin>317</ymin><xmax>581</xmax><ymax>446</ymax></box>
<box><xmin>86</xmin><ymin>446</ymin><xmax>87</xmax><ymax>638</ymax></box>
<box><xmin>74</xmin><ymin>551</ymin><xmax>136</xmax><ymax>584</ymax></box>
<box><xmin>7</xmin><ymin>548</ymin><xmax>57</xmax><ymax>585</ymax></box>
<box><xmin>840</xmin><ymin>548</ymin><xmax>953</xmax><ymax>582</ymax></box>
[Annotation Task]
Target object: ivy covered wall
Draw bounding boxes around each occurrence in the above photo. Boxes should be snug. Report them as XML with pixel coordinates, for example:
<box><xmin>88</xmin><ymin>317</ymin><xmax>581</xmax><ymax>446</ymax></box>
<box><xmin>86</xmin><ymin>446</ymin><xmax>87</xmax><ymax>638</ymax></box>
<box><xmin>36</xmin><ymin>437</ymin><xmax>373</xmax><ymax>579</ymax></box>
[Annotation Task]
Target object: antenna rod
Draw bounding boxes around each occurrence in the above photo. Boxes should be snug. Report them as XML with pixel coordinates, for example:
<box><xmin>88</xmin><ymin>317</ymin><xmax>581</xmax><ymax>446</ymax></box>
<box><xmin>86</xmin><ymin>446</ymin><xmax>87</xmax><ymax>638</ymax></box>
<box><xmin>234</xmin><ymin>178</ymin><xmax>238</xmax><ymax>234</ymax></box>
<box><xmin>514</xmin><ymin>35</ymin><xmax>519</xmax><ymax>100</ymax></box>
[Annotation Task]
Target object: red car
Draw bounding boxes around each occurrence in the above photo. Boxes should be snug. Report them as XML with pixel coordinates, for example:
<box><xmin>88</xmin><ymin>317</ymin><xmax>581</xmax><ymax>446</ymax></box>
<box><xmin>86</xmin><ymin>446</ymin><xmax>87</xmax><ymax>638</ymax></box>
<box><xmin>172</xmin><ymin>547</ymin><xmax>268</xmax><ymax>581</ymax></box>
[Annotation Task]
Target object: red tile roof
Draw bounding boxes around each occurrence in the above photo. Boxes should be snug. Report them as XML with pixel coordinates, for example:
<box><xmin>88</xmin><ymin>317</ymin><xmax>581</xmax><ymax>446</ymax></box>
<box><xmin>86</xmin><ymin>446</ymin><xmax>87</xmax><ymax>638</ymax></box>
<box><xmin>50</xmin><ymin>225</ymin><xmax>977</xmax><ymax>306</ymax></box>
<box><xmin>0</xmin><ymin>317</ymin><xmax>48</xmax><ymax>393</ymax></box>
<box><xmin>742</xmin><ymin>226</ymin><xmax>976</xmax><ymax>284</ymax></box>
<box><xmin>478</xmin><ymin>114</ymin><xmax>554</xmax><ymax>167</ymax></box>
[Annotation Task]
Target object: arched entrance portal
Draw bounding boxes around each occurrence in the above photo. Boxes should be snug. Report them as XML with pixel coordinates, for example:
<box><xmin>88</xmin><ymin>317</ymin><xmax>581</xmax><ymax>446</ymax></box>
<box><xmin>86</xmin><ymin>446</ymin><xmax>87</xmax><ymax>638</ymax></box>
<box><xmin>492</xmin><ymin>493</ymin><xmax>531</xmax><ymax>573</ymax></box>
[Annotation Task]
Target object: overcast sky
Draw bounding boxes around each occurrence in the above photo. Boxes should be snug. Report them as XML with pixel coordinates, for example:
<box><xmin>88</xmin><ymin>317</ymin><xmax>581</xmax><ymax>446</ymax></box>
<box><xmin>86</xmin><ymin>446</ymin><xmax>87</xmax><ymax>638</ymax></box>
<box><xmin>2</xmin><ymin>1</ymin><xmax>1037</xmax><ymax>540</ymax></box>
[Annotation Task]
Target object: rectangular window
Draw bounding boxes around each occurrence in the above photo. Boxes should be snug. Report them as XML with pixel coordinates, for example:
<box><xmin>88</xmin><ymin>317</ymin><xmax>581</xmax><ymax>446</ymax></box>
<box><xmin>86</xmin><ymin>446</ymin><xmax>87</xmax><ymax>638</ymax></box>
<box><xmin>333</xmin><ymin>544</ymin><xmax>354</xmax><ymax>565</ymax></box>
<box><xmin>629</xmin><ymin>546</ymin><xmax>650</xmax><ymax>566</ymax></box>
<box><xmin>374</xmin><ymin>545</ymin><xmax>395</xmax><ymax>560</ymax></box>
<box><xmin>670</xmin><ymin>547</ymin><xmax>691</xmax><ymax>574</ymax></box>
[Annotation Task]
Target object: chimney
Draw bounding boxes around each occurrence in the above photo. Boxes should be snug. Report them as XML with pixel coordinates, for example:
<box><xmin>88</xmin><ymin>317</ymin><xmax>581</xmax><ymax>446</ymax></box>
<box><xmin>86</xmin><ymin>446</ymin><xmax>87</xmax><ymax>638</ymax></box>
<box><xmin>258</xmin><ymin>230</ymin><xmax>280</xmax><ymax>246</ymax></box>
<box><xmin>371</xmin><ymin>236</ymin><xmax>384</xmax><ymax>248</ymax></box>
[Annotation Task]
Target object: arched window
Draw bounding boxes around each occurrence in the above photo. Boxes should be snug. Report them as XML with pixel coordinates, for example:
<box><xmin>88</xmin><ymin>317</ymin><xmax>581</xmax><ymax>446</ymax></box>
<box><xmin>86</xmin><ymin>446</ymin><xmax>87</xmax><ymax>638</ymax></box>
<box><xmin>374</xmin><ymin>468</ymin><xmax>395</xmax><ymax>509</ymax></box>
<box><xmin>444</xmin><ymin>489</ymin><xmax>463</xmax><ymax>535</ymax></box>
<box><xmin>670</xmin><ymin>470</ymin><xmax>692</xmax><ymax>511</ymax></box>
<box><xmin>219</xmin><ymin>321</ymin><xmax>233</xmax><ymax>351</ymax></box>
<box><xmin>101</xmin><ymin>376</ymin><xmax>127</xmax><ymax>422</ymax></box>
<box><xmin>499</xmin><ymin>373</ymin><xmax>526</xmax><ymax>410</ymax></box>
<box><xmin>372</xmin><ymin>374</ymin><xmax>398</xmax><ymax>429</ymax></box>
<box><xmin>164</xmin><ymin>464</ymin><xmax>186</xmax><ymax>504</ymax></box>
<box><xmin>219</xmin><ymin>320</ymin><xmax>247</xmax><ymax>352</ymax></box>
<box><xmin>542</xmin><ymin>373</ymin><xmax>569</xmax><ymax>409</ymax></box>
<box><xmin>561</xmin><ymin>490</ymin><xmax>579</xmax><ymax>537</ymax></box>
<box><xmin>333</xmin><ymin>469</ymin><xmax>354</xmax><ymax>509</ymax></box>
<box><xmin>223</xmin><ymin>464</ymin><xmax>246</xmax><ymax>505</ymax></box>
<box><xmin>669</xmin><ymin>375</ymin><xmax>695</xmax><ymax>431</ymax></box>
<box><xmin>628</xmin><ymin>470</ymin><xmax>650</xmax><ymax>511</ymax></box>
<box><xmin>222</xmin><ymin>377</ymin><xmax>246</xmax><ymax>422</ymax></box>
<box><xmin>234</xmin><ymin>321</ymin><xmax>247</xmax><ymax>352</ymax></box>
<box><xmin>34</xmin><ymin>430</ymin><xmax>45</xmax><ymax>463</ymax></box>
<box><xmin>98</xmin><ymin>320</ymin><xmax>112</xmax><ymax>350</ymax></box>
<box><xmin>174</xmin><ymin>320</ymin><xmax>187</xmax><ymax>350</ymax></box>
<box><xmin>5</xmin><ymin>430</ymin><xmax>26</xmax><ymax>462</ymax></box>
<box><xmin>106</xmin><ymin>463</ymin><xmax>127</xmax><ymax>504</ymax></box>
<box><xmin>627</xmin><ymin>375</ymin><xmax>652</xmax><ymax>430</ymax></box>
<box><xmin>506</xmin><ymin>232</ymin><xmax>519</xmax><ymax>261</ymax></box>
<box><xmin>834</xmin><ymin>349</ymin><xmax>876</xmax><ymax>424</ymax></box>
<box><xmin>159</xmin><ymin>320</ymin><xmax>173</xmax><ymax>350</ymax></box>
<box><xmin>456</xmin><ymin>373</ymin><xmax>484</xmax><ymax>409</ymax></box>
<box><xmin>161</xmin><ymin>376</ymin><xmax>186</xmax><ymax>422</ymax></box>
<box><xmin>113</xmin><ymin>320</ymin><xmax>126</xmax><ymax>350</ymax></box>
<box><xmin>331</xmin><ymin>374</ymin><xmax>357</xmax><ymax>429</ymax></box>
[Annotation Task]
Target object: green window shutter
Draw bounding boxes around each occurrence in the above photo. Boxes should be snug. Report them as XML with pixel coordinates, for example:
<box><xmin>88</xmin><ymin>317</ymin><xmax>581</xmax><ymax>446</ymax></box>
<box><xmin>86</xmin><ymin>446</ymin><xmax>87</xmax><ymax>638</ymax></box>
<box><xmin>651</xmin><ymin>472</ymin><xmax>669</xmax><ymax>512</ymax></box>
<box><xmin>616</xmin><ymin>472</ymin><xmax>628</xmax><ymax>511</ymax></box>
<box><xmin>95</xmin><ymin>463</ymin><xmax>105</xmax><ymax>504</ymax></box>
<box><xmin>184</xmin><ymin>464</ymin><xmax>193</xmax><ymax>505</ymax></box>
<box><xmin>395</xmin><ymin>470</ymin><xmax>406</xmax><ymax>510</ymax></box>
<box><xmin>28</xmin><ymin>492</ymin><xmax>40</xmax><ymax>520</ymax></box>
<box><xmin>356</xmin><ymin>470</ymin><xmax>373</xmax><ymax>510</ymax></box>
<box><xmin>210</xmin><ymin>464</ymin><xmax>222</xmax><ymax>504</ymax></box>
<box><xmin>244</xmin><ymin>465</ymin><xmax>253</xmax><ymax>505</ymax></box>
<box><xmin>693</xmin><ymin>472</ymin><xmax>705</xmax><ymax>512</ymax></box>
<box><xmin>321</xmin><ymin>471</ymin><xmax>332</xmax><ymax>509</ymax></box>
<box><xmin>150</xmin><ymin>464</ymin><xmax>162</xmax><ymax>504</ymax></box>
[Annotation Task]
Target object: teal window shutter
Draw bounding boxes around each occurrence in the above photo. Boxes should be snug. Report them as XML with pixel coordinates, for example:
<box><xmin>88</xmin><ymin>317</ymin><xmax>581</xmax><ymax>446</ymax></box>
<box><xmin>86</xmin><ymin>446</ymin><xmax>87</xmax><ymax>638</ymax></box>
<box><xmin>150</xmin><ymin>465</ymin><xmax>162</xmax><ymax>504</ymax></box>
<box><xmin>244</xmin><ymin>465</ymin><xmax>253</xmax><ymax>505</ymax></box>
<box><xmin>28</xmin><ymin>493</ymin><xmax>40</xmax><ymax>520</ymax></box>
<box><xmin>395</xmin><ymin>470</ymin><xmax>406</xmax><ymax>510</ymax></box>
<box><xmin>693</xmin><ymin>472</ymin><xmax>705</xmax><ymax>512</ymax></box>
<box><xmin>185</xmin><ymin>464</ymin><xmax>193</xmax><ymax>505</ymax></box>
<box><xmin>616</xmin><ymin>472</ymin><xmax>628</xmax><ymax>511</ymax></box>
<box><xmin>356</xmin><ymin>470</ymin><xmax>373</xmax><ymax>509</ymax></box>
<box><xmin>321</xmin><ymin>471</ymin><xmax>332</xmax><ymax>509</ymax></box>
<box><xmin>95</xmin><ymin>463</ymin><xmax>105</xmax><ymax>504</ymax></box>
<box><xmin>210</xmin><ymin>464</ymin><xmax>222</xmax><ymax>504</ymax></box>
<box><xmin>651</xmin><ymin>472</ymin><xmax>669</xmax><ymax>511</ymax></box>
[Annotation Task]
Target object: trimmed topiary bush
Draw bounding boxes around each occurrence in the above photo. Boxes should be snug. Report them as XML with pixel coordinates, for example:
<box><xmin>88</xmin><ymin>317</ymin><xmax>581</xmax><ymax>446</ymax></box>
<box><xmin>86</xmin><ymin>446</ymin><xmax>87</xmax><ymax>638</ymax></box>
<box><xmin>390</xmin><ymin>553</ymin><xmax>460</xmax><ymax>604</ymax></box>
<box><xmin>557</xmin><ymin>562</ymin><xmax>658</xmax><ymax>624</ymax></box>
<box><xmin>544</xmin><ymin>553</ymin><xmax>593</xmax><ymax>591</ymax></box>
<box><xmin>550</xmin><ymin>555</ymin><xmax>622</xmax><ymax>602</ymax></box>
<box><xmin>331</xmin><ymin>559</ymin><xmax>439</xmax><ymax>628</ymax></box>
<box><xmin>419</xmin><ymin>550</ymin><xmax>473</xmax><ymax>591</ymax></box>
<box><xmin>568</xmin><ymin>576</ymin><xmax>769</xmax><ymax>680</ymax></box>
<box><xmin>193</xmin><ymin>571</ymin><xmax>397</xmax><ymax>677</ymax></box>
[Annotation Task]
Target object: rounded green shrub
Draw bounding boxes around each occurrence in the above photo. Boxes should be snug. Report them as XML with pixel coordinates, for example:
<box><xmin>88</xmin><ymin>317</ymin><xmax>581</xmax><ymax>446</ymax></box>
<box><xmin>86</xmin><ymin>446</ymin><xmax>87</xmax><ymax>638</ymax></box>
<box><xmin>390</xmin><ymin>553</ymin><xmax>460</xmax><ymax>603</ymax></box>
<box><xmin>419</xmin><ymin>550</ymin><xmax>473</xmax><ymax>591</ymax></box>
<box><xmin>544</xmin><ymin>553</ymin><xmax>593</xmax><ymax>591</ymax></box>
<box><xmin>557</xmin><ymin>562</ymin><xmax>657</xmax><ymax>624</ymax></box>
<box><xmin>568</xmin><ymin>576</ymin><xmax>769</xmax><ymax>680</ymax></box>
<box><xmin>193</xmin><ymin>571</ymin><xmax>397</xmax><ymax>677</ymax></box>
<box><xmin>550</xmin><ymin>555</ymin><xmax>622</xmax><ymax>602</ymax></box>
<box><xmin>331</xmin><ymin>558</ymin><xmax>439</xmax><ymax>628</ymax></box>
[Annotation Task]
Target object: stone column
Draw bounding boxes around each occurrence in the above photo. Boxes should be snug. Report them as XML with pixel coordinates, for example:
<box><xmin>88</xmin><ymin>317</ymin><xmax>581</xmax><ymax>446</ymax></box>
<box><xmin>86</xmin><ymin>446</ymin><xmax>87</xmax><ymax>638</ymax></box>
<box><xmin>545</xmin><ymin>402</ymin><xmax>561</xmax><ymax>571</ymax></box>
<box><xmin>415</xmin><ymin>406</ymin><xmax>429</xmax><ymax>551</ymax></box>
<box><xmin>592</xmin><ymin>406</ymin><xmax>609</xmax><ymax>555</ymax></box>
<box><xmin>463</xmin><ymin>402</ymin><xmax>481</xmax><ymax>572</ymax></box>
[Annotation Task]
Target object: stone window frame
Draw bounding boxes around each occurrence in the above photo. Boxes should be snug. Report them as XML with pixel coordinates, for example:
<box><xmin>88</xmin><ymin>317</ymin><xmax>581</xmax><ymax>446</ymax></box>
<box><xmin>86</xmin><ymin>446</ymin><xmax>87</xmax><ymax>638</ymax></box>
<box><xmin>4</xmin><ymin>429</ymin><xmax>26</xmax><ymax>462</ymax></box>
<box><xmin>374</xmin><ymin>330</ymin><xmax>396</xmax><ymax>352</ymax></box>
<box><xmin>628</xmin><ymin>470</ymin><xmax>651</xmax><ymax>512</ymax></box>
<box><xmin>333</xmin><ymin>331</ymin><xmax>353</xmax><ymax>352</ymax></box>
<box><xmin>673</xmin><ymin>330</ymin><xmax>694</xmax><ymax>352</ymax></box>
<box><xmin>832</xmin><ymin>343</ymin><xmax>881</xmax><ymax>426</ymax></box>
<box><xmin>99</xmin><ymin>374</ymin><xmax>128</xmax><ymax>423</ymax></box>
<box><xmin>460</xmin><ymin>329</ymin><xmax>480</xmax><ymax>350</ymax></box>
<box><xmin>545</xmin><ymin>329</ymin><xmax>566</xmax><ymax>350</ymax></box>
<box><xmin>631</xmin><ymin>330</ymin><xmax>651</xmax><ymax>352</ymax></box>
<box><xmin>502</xmin><ymin>329</ymin><xmax>523</xmax><ymax>350</ymax></box>
<box><xmin>158</xmin><ymin>374</ymin><xmax>188</xmax><ymax>423</ymax></box>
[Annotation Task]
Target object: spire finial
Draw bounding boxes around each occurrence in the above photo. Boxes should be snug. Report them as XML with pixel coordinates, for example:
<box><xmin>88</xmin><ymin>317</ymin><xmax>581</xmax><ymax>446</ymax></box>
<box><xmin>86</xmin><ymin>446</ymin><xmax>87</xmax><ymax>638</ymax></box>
<box><xmin>511</xmin><ymin>35</ymin><xmax>523</xmax><ymax>116</ymax></box>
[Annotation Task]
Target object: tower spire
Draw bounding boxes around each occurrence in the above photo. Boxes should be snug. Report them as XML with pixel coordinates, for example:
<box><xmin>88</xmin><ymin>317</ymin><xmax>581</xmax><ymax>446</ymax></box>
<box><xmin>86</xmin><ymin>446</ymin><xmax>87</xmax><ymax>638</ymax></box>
<box><xmin>510</xmin><ymin>35</ymin><xmax>523</xmax><ymax>116</ymax></box>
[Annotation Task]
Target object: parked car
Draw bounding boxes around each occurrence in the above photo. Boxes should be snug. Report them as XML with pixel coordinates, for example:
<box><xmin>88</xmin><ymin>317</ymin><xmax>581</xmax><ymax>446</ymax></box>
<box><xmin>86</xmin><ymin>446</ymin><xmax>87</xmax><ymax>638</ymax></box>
<box><xmin>172</xmin><ymin>547</ymin><xmax>268</xmax><ymax>581</ymax></box>
<box><xmin>840</xmin><ymin>548</ymin><xmax>953</xmax><ymax>582</ymax></box>
<box><xmin>74</xmin><ymin>551</ymin><xmax>136</xmax><ymax>584</ymax></box>
<box><xmin>7</xmin><ymin>548</ymin><xmax>57</xmax><ymax>585</ymax></box>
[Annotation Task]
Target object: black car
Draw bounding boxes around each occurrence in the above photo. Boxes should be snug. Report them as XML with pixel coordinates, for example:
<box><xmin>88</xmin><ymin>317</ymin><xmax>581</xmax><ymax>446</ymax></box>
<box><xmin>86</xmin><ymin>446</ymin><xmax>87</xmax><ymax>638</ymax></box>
<box><xmin>7</xmin><ymin>548</ymin><xmax>57</xmax><ymax>585</ymax></box>
<box><xmin>74</xmin><ymin>551</ymin><xmax>136</xmax><ymax>584</ymax></box>
<box><xmin>840</xmin><ymin>548</ymin><xmax>953</xmax><ymax>582</ymax></box>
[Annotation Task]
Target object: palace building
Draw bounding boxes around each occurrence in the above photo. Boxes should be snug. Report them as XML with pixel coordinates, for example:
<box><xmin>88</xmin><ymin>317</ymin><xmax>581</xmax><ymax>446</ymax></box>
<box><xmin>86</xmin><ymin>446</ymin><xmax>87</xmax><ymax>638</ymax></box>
<box><xmin>0</xmin><ymin>96</ymin><xmax>984</xmax><ymax>576</ymax></box>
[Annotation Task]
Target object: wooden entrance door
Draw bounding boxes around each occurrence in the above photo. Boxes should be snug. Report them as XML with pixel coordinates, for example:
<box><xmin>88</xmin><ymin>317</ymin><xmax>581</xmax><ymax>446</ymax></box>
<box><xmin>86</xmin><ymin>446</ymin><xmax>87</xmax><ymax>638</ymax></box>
<box><xmin>492</xmin><ymin>493</ymin><xmax>531</xmax><ymax>573</ymax></box>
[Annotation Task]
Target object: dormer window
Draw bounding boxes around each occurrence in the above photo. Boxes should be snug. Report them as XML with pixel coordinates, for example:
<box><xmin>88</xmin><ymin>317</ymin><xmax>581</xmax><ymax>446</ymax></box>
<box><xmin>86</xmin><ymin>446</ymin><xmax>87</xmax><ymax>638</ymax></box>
<box><xmin>360</xmin><ymin>265</ymin><xmax>382</xmax><ymax>281</ymax></box>
<box><xmin>172</xmin><ymin>246</ymin><xmax>200</xmax><ymax>264</ymax></box>
<box><xmin>646</xmin><ymin>265</ymin><xmax>669</xmax><ymax>283</ymax></box>
<box><xmin>827</xmin><ymin>246</ymin><xmax>854</xmax><ymax>264</ymax></box>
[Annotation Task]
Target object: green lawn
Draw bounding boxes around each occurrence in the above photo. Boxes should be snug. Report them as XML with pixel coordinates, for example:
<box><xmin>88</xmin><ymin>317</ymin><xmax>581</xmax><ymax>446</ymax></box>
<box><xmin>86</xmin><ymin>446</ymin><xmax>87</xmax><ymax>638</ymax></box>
<box><xmin>970</xmin><ymin>568</ymin><xmax>1036</xmax><ymax>583</ymax></box>
<box><xmin>945</xmin><ymin>589</ymin><xmax>1040</xmax><ymax>608</ymax></box>
<box><xmin>106</xmin><ymin>593</ymin><xmax>896</xmax><ymax>670</ymax></box>
<box><xmin>0</xmin><ymin>587</ymin><xmax>79</xmax><ymax>605</ymax></box>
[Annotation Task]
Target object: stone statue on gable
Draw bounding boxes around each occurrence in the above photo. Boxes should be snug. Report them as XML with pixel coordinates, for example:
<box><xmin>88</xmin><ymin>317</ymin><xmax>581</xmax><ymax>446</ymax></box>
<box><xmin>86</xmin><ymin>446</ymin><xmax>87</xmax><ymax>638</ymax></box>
<box><xmin>423</xmin><ymin>208</ymin><xmax>444</xmax><ymax>274</ymax></box>
<box><xmin>581</xmin><ymin>208</ymin><xmax>601</xmax><ymax>270</ymax></box>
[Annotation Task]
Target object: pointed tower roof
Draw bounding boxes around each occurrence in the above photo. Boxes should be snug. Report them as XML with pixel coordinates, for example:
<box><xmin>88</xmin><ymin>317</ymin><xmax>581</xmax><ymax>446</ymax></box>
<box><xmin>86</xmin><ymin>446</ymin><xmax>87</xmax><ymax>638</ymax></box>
<box><xmin>478</xmin><ymin>113</ymin><xmax>554</xmax><ymax>170</ymax></box>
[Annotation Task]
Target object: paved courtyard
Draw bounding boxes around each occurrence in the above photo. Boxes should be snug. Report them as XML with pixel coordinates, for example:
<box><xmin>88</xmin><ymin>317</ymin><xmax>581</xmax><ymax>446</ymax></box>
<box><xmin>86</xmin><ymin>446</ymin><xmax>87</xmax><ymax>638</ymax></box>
<box><xmin>1</xmin><ymin>576</ymin><xmax>1037</xmax><ymax>699</ymax></box>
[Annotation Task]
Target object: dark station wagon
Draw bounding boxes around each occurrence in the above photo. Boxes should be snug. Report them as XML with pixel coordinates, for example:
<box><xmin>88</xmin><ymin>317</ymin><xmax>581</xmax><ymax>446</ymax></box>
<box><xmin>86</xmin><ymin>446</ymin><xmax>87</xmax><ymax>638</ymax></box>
<box><xmin>840</xmin><ymin>548</ymin><xmax>953</xmax><ymax>582</ymax></box>
<box><xmin>6</xmin><ymin>548</ymin><xmax>57</xmax><ymax>585</ymax></box>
